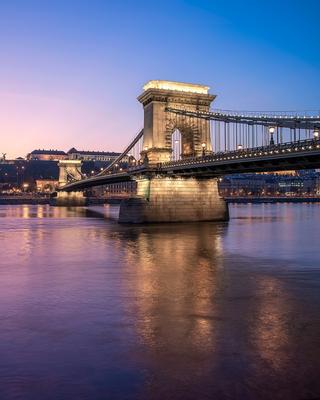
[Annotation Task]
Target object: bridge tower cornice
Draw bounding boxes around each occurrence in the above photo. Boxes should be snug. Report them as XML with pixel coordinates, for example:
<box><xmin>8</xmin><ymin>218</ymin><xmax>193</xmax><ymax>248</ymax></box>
<box><xmin>137</xmin><ymin>88</ymin><xmax>215</xmax><ymax>108</ymax></box>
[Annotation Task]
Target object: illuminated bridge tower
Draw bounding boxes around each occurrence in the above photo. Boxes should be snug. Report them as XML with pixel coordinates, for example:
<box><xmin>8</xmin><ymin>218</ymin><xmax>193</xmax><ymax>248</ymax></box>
<box><xmin>53</xmin><ymin>160</ymin><xmax>87</xmax><ymax>206</ymax></box>
<box><xmin>119</xmin><ymin>80</ymin><xmax>229</xmax><ymax>223</ymax></box>
<box><xmin>138</xmin><ymin>80</ymin><xmax>214</xmax><ymax>163</ymax></box>
<box><xmin>58</xmin><ymin>160</ymin><xmax>83</xmax><ymax>187</ymax></box>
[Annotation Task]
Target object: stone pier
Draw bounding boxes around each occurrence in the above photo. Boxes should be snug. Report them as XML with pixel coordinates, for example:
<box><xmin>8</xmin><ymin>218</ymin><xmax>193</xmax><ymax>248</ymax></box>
<box><xmin>50</xmin><ymin>191</ymin><xmax>88</xmax><ymax>207</ymax></box>
<box><xmin>119</xmin><ymin>176</ymin><xmax>229</xmax><ymax>223</ymax></box>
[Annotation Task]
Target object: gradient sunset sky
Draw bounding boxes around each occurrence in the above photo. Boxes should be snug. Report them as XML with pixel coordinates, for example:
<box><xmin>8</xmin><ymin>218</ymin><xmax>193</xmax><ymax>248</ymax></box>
<box><xmin>1</xmin><ymin>0</ymin><xmax>320</xmax><ymax>158</ymax></box>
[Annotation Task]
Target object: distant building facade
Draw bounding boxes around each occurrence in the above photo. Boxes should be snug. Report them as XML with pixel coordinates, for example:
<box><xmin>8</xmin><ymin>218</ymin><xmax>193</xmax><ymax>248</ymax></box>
<box><xmin>27</xmin><ymin>150</ymin><xmax>67</xmax><ymax>161</ymax></box>
<box><xmin>26</xmin><ymin>148</ymin><xmax>124</xmax><ymax>162</ymax></box>
<box><xmin>67</xmin><ymin>148</ymin><xmax>124</xmax><ymax>162</ymax></box>
<box><xmin>219</xmin><ymin>170</ymin><xmax>320</xmax><ymax>197</ymax></box>
<box><xmin>35</xmin><ymin>179</ymin><xmax>59</xmax><ymax>193</ymax></box>
<box><xmin>91</xmin><ymin>181</ymin><xmax>137</xmax><ymax>198</ymax></box>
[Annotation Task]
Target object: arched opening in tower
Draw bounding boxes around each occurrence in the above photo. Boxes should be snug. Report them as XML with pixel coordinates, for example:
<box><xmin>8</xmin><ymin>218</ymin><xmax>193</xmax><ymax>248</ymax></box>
<box><xmin>171</xmin><ymin>129</ymin><xmax>182</xmax><ymax>161</ymax></box>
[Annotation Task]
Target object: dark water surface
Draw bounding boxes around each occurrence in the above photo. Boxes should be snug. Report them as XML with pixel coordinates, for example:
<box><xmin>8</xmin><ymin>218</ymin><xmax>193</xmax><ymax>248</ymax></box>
<box><xmin>0</xmin><ymin>204</ymin><xmax>320</xmax><ymax>400</ymax></box>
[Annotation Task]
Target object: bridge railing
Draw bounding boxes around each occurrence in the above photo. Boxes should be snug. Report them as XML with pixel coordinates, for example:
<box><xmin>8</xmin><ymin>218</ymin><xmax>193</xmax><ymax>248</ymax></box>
<box><xmin>160</xmin><ymin>137</ymin><xmax>320</xmax><ymax>169</ymax></box>
<box><xmin>210</xmin><ymin>109</ymin><xmax>320</xmax><ymax>119</ymax></box>
<box><xmin>166</xmin><ymin>107</ymin><xmax>320</xmax><ymax>154</ymax></box>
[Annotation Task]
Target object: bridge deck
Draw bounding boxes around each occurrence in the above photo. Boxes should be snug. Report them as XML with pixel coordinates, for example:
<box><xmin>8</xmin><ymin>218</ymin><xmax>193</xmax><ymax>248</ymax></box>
<box><xmin>160</xmin><ymin>138</ymin><xmax>320</xmax><ymax>175</ymax></box>
<box><xmin>59</xmin><ymin>138</ymin><xmax>320</xmax><ymax>191</ymax></box>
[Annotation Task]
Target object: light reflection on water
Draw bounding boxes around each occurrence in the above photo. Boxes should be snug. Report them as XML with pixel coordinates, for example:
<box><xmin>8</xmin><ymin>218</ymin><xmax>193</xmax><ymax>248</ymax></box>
<box><xmin>0</xmin><ymin>204</ymin><xmax>320</xmax><ymax>400</ymax></box>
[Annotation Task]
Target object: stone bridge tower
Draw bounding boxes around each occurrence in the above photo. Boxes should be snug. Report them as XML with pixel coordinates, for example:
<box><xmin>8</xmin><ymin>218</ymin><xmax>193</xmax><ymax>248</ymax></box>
<box><xmin>119</xmin><ymin>80</ymin><xmax>228</xmax><ymax>223</ymax></box>
<box><xmin>138</xmin><ymin>80</ymin><xmax>215</xmax><ymax>164</ymax></box>
<box><xmin>58</xmin><ymin>160</ymin><xmax>83</xmax><ymax>187</ymax></box>
<box><xmin>53</xmin><ymin>160</ymin><xmax>86</xmax><ymax>206</ymax></box>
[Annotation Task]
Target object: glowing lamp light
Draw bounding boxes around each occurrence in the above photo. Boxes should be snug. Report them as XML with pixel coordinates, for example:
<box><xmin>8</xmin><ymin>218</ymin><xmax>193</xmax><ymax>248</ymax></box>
<box><xmin>237</xmin><ymin>144</ymin><xmax>243</xmax><ymax>150</ymax></box>
<box><xmin>313</xmin><ymin>129</ymin><xmax>319</xmax><ymax>139</ymax></box>
<box><xmin>268</xmin><ymin>127</ymin><xmax>275</xmax><ymax>145</ymax></box>
<box><xmin>201</xmin><ymin>142</ymin><xmax>206</xmax><ymax>148</ymax></box>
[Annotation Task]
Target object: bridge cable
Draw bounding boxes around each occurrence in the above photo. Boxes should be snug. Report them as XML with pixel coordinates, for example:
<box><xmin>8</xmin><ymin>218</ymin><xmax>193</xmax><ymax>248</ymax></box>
<box><xmin>97</xmin><ymin>129</ymin><xmax>144</xmax><ymax>176</ymax></box>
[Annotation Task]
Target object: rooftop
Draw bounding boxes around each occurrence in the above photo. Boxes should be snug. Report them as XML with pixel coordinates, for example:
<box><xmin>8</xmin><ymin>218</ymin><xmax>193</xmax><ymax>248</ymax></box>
<box><xmin>67</xmin><ymin>148</ymin><xmax>121</xmax><ymax>156</ymax></box>
<box><xmin>30</xmin><ymin>149</ymin><xmax>66</xmax><ymax>155</ymax></box>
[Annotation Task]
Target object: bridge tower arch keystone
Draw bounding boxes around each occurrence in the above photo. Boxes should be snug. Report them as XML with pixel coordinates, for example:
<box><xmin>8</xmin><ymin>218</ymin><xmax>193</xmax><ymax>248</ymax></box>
<box><xmin>138</xmin><ymin>80</ymin><xmax>216</xmax><ymax>164</ymax></box>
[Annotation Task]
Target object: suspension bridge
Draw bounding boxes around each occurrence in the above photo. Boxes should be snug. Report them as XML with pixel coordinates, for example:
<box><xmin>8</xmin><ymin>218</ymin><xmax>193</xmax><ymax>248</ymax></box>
<box><xmin>55</xmin><ymin>80</ymin><xmax>320</xmax><ymax>223</ymax></box>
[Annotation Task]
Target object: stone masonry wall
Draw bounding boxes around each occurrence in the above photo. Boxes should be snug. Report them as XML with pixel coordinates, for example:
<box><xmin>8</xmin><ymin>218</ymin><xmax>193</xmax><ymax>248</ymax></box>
<box><xmin>119</xmin><ymin>176</ymin><xmax>229</xmax><ymax>223</ymax></box>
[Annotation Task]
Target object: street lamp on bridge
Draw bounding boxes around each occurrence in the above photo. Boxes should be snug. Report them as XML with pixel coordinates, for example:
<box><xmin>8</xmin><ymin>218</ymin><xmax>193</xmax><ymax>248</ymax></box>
<box><xmin>202</xmin><ymin>142</ymin><xmax>206</xmax><ymax>157</ymax></box>
<box><xmin>269</xmin><ymin>126</ymin><xmax>275</xmax><ymax>146</ymax></box>
<box><xmin>314</xmin><ymin>129</ymin><xmax>319</xmax><ymax>140</ymax></box>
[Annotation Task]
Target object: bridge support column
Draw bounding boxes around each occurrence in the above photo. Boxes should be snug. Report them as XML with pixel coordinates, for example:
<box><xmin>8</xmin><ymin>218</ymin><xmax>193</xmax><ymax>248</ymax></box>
<box><xmin>50</xmin><ymin>191</ymin><xmax>88</xmax><ymax>206</ymax></box>
<box><xmin>119</xmin><ymin>176</ymin><xmax>228</xmax><ymax>223</ymax></box>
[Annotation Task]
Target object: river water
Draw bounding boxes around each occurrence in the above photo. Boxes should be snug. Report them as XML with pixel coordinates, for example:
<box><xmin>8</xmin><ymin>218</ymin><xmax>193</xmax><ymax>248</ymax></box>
<box><xmin>0</xmin><ymin>204</ymin><xmax>320</xmax><ymax>400</ymax></box>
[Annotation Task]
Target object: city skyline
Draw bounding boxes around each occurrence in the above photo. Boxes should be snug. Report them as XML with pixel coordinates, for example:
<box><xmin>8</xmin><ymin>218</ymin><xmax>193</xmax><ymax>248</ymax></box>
<box><xmin>1</xmin><ymin>0</ymin><xmax>320</xmax><ymax>158</ymax></box>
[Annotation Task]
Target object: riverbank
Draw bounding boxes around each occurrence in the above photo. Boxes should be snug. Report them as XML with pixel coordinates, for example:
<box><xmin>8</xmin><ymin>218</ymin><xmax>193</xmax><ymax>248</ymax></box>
<box><xmin>0</xmin><ymin>197</ymin><xmax>50</xmax><ymax>205</ymax></box>
<box><xmin>1</xmin><ymin>195</ymin><xmax>320</xmax><ymax>206</ymax></box>
<box><xmin>0</xmin><ymin>196</ymin><xmax>123</xmax><ymax>205</ymax></box>
<box><xmin>225</xmin><ymin>196</ymin><xmax>320</xmax><ymax>203</ymax></box>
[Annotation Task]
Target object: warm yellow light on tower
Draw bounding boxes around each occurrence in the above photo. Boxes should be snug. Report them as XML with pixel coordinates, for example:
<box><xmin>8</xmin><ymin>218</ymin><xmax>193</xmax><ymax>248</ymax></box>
<box><xmin>143</xmin><ymin>80</ymin><xmax>209</xmax><ymax>94</ymax></box>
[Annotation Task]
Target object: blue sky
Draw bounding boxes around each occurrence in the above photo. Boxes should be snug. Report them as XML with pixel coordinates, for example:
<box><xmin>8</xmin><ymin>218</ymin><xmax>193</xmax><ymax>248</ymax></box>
<box><xmin>0</xmin><ymin>0</ymin><xmax>319</xmax><ymax>157</ymax></box>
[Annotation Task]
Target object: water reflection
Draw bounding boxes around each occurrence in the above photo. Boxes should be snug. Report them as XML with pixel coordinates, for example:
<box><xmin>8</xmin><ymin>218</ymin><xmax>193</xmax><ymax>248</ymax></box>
<box><xmin>110</xmin><ymin>223</ymin><xmax>225</xmax><ymax>398</ymax></box>
<box><xmin>0</xmin><ymin>205</ymin><xmax>320</xmax><ymax>400</ymax></box>
<box><xmin>251</xmin><ymin>276</ymin><xmax>290</xmax><ymax>371</ymax></box>
<box><xmin>124</xmin><ymin>224</ymin><xmax>225</xmax><ymax>349</ymax></box>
